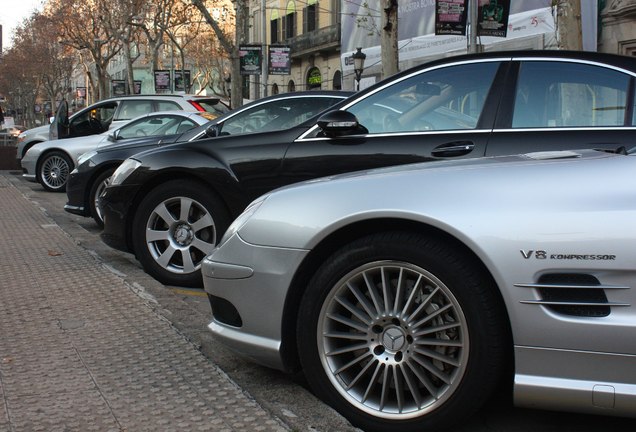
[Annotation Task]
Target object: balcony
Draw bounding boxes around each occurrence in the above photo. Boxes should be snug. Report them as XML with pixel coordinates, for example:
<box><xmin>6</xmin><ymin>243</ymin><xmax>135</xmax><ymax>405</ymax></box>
<box><xmin>286</xmin><ymin>24</ymin><xmax>341</xmax><ymax>58</ymax></box>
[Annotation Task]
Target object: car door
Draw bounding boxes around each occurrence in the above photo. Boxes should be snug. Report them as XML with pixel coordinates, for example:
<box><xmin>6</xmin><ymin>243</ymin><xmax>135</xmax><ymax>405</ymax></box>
<box><xmin>280</xmin><ymin>59</ymin><xmax>509</xmax><ymax>184</ymax></box>
<box><xmin>486</xmin><ymin>58</ymin><xmax>636</xmax><ymax>155</ymax></box>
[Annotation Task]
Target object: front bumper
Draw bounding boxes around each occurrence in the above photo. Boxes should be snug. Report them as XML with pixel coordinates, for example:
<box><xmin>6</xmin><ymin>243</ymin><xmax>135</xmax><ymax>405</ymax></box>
<box><xmin>20</xmin><ymin>156</ymin><xmax>37</xmax><ymax>182</ymax></box>
<box><xmin>99</xmin><ymin>183</ymin><xmax>141</xmax><ymax>253</ymax></box>
<box><xmin>202</xmin><ymin>232</ymin><xmax>309</xmax><ymax>371</ymax></box>
<box><xmin>64</xmin><ymin>169</ymin><xmax>90</xmax><ymax>217</ymax></box>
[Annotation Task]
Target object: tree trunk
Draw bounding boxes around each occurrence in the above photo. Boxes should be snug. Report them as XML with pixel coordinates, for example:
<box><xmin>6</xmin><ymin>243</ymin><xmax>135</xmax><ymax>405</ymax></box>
<box><xmin>557</xmin><ymin>0</ymin><xmax>583</xmax><ymax>50</ymax></box>
<box><xmin>381</xmin><ymin>0</ymin><xmax>399</xmax><ymax>79</ymax></box>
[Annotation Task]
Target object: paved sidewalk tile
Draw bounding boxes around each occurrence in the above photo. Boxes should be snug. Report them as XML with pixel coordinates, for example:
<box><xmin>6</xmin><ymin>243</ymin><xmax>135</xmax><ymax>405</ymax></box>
<box><xmin>0</xmin><ymin>173</ymin><xmax>288</xmax><ymax>431</ymax></box>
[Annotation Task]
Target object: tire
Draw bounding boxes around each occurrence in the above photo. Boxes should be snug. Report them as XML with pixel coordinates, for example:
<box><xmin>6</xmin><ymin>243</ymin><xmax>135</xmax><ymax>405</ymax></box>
<box><xmin>132</xmin><ymin>179</ymin><xmax>230</xmax><ymax>287</ymax></box>
<box><xmin>39</xmin><ymin>151</ymin><xmax>73</xmax><ymax>192</ymax></box>
<box><xmin>89</xmin><ymin>169</ymin><xmax>115</xmax><ymax>228</ymax></box>
<box><xmin>297</xmin><ymin>231</ymin><xmax>508</xmax><ymax>432</ymax></box>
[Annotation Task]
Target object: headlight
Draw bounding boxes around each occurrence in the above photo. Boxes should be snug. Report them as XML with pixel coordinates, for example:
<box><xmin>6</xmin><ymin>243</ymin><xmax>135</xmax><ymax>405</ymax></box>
<box><xmin>110</xmin><ymin>158</ymin><xmax>141</xmax><ymax>186</ymax></box>
<box><xmin>17</xmin><ymin>133</ymin><xmax>27</xmax><ymax>142</ymax></box>
<box><xmin>76</xmin><ymin>150</ymin><xmax>98</xmax><ymax>166</ymax></box>
<box><xmin>217</xmin><ymin>195</ymin><xmax>268</xmax><ymax>247</ymax></box>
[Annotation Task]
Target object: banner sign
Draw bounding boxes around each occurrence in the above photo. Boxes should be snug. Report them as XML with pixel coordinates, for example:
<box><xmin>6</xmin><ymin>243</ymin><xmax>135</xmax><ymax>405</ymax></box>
<box><xmin>268</xmin><ymin>45</ymin><xmax>291</xmax><ymax>75</ymax></box>
<box><xmin>134</xmin><ymin>80</ymin><xmax>142</xmax><ymax>94</ymax></box>
<box><xmin>478</xmin><ymin>0</ymin><xmax>511</xmax><ymax>37</ymax></box>
<box><xmin>112</xmin><ymin>80</ymin><xmax>126</xmax><ymax>96</ymax></box>
<box><xmin>435</xmin><ymin>1</ymin><xmax>468</xmax><ymax>36</ymax></box>
<box><xmin>154</xmin><ymin>70</ymin><xmax>171</xmax><ymax>92</ymax></box>
<box><xmin>174</xmin><ymin>70</ymin><xmax>191</xmax><ymax>91</ymax></box>
<box><xmin>240</xmin><ymin>45</ymin><xmax>262</xmax><ymax>75</ymax></box>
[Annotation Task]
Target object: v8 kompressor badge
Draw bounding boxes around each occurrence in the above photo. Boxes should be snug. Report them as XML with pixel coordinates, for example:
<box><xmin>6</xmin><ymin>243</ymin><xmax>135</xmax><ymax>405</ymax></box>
<box><xmin>520</xmin><ymin>250</ymin><xmax>616</xmax><ymax>260</ymax></box>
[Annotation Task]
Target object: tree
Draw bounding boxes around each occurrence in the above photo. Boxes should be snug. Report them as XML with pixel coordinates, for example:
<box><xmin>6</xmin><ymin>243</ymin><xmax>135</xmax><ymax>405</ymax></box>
<box><xmin>48</xmin><ymin>0</ymin><xmax>125</xmax><ymax>102</ymax></box>
<box><xmin>191</xmin><ymin>0</ymin><xmax>243</xmax><ymax>108</ymax></box>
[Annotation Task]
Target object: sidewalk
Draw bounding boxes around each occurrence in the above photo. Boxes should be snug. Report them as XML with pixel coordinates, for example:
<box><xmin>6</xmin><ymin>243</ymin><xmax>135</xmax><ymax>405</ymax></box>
<box><xmin>0</xmin><ymin>172</ymin><xmax>287</xmax><ymax>431</ymax></box>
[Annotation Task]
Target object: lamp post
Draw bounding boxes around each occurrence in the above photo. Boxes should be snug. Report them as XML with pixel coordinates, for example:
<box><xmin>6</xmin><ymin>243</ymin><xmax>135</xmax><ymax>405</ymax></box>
<box><xmin>352</xmin><ymin>47</ymin><xmax>366</xmax><ymax>91</ymax></box>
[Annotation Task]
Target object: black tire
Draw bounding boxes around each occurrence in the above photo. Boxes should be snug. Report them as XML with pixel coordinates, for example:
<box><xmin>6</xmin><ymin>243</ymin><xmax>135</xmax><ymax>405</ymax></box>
<box><xmin>297</xmin><ymin>231</ymin><xmax>508</xmax><ymax>432</ymax></box>
<box><xmin>132</xmin><ymin>179</ymin><xmax>230</xmax><ymax>287</ymax></box>
<box><xmin>89</xmin><ymin>169</ymin><xmax>115</xmax><ymax>228</ymax></box>
<box><xmin>39</xmin><ymin>151</ymin><xmax>73</xmax><ymax>192</ymax></box>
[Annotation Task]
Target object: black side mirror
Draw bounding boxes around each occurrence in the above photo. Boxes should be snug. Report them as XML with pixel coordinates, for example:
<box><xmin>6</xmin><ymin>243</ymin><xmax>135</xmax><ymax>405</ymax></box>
<box><xmin>316</xmin><ymin>110</ymin><xmax>366</xmax><ymax>137</ymax></box>
<box><xmin>204</xmin><ymin>124</ymin><xmax>219</xmax><ymax>138</ymax></box>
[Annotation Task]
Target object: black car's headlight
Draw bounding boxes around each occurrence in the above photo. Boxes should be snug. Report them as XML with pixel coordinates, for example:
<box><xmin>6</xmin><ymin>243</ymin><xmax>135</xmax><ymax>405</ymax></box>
<box><xmin>110</xmin><ymin>158</ymin><xmax>141</xmax><ymax>186</ymax></box>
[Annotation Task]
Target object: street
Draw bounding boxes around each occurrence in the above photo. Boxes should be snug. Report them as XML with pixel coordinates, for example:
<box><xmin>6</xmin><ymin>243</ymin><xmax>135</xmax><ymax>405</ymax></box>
<box><xmin>1</xmin><ymin>169</ymin><xmax>634</xmax><ymax>431</ymax></box>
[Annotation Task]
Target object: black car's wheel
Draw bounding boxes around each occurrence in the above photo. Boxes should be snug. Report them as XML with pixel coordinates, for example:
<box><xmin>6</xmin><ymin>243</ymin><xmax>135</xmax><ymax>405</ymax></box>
<box><xmin>89</xmin><ymin>169</ymin><xmax>115</xmax><ymax>228</ymax></box>
<box><xmin>297</xmin><ymin>232</ymin><xmax>508</xmax><ymax>432</ymax></box>
<box><xmin>132</xmin><ymin>180</ymin><xmax>230</xmax><ymax>287</ymax></box>
<box><xmin>39</xmin><ymin>151</ymin><xmax>72</xmax><ymax>192</ymax></box>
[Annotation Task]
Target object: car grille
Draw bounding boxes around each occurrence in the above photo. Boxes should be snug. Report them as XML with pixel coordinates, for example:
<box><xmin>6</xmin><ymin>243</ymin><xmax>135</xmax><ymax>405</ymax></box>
<box><xmin>515</xmin><ymin>273</ymin><xmax>630</xmax><ymax>317</ymax></box>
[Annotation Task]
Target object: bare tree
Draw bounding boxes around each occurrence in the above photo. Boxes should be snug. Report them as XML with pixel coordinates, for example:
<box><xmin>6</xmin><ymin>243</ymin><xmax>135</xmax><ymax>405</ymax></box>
<box><xmin>48</xmin><ymin>0</ymin><xmax>122</xmax><ymax>101</ymax></box>
<box><xmin>191</xmin><ymin>0</ymin><xmax>243</xmax><ymax>108</ymax></box>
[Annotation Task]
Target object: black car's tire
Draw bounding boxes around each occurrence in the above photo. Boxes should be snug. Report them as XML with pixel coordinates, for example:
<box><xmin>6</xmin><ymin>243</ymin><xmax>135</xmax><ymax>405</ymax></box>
<box><xmin>89</xmin><ymin>168</ymin><xmax>115</xmax><ymax>228</ymax></box>
<box><xmin>132</xmin><ymin>179</ymin><xmax>230</xmax><ymax>287</ymax></box>
<box><xmin>39</xmin><ymin>151</ymin><xmax>72</xmax><ymax>192</ymax></box>
<box><xmin>297</xmin><ymin>231</ymin><xmax>508</xmax><ymax>432</ymax></box>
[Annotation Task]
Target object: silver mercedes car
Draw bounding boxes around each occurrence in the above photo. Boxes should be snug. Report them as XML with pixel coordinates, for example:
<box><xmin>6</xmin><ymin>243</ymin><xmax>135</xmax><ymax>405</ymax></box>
<box><xmin>202</xmin><ymin>148</ymin><xmax>636</xmax><ymax>431</ymax></box>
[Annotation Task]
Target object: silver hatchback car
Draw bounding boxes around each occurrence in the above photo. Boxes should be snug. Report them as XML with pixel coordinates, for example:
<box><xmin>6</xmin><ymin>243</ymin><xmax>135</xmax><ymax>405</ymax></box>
<box><xmin>203</xmin><ymin>148</ymin><xmax>636</xmax><ymax>431</ymax></box>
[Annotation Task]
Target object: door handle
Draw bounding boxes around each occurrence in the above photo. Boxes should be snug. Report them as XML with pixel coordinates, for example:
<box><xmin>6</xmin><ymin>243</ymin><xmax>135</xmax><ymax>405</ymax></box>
<box><xmin>431</xmin><ymin>141</ymin><xmax>475</xmax><ymax>157</ymax></box>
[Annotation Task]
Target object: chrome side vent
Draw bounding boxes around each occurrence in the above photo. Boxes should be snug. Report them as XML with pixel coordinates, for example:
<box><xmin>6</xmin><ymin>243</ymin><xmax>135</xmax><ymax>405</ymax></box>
<box><xmin>515</xmin><ymin>273</ymin><xmax>630</xmax><ymax>318</ymax></box>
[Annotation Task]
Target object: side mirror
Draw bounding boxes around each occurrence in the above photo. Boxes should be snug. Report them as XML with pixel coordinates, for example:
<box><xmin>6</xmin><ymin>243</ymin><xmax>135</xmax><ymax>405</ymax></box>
<box><xmin>107</xmin><ymin>131</ymin><xmax>118</xmax><ymax>142</ymax></box>
<box><xmin>316</xmin><ymin>110</ymin><xmax>365</xmax><ymax>137</ymax></box>
<box><xmin>49</xmin><ymin>116</ymin><xmax>55</xmax><ymax>124</ymax></box>
<box><xmin>204</xmin><ymin>124</ymin><xmax>219</xmax><ymax>138</ymax></box>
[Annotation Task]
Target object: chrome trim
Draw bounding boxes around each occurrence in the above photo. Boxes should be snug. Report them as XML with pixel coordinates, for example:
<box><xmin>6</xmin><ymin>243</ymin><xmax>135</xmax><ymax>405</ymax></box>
<box><xmin>515</xmin><ymin>283</ymin><xmax>630</xmax><ymax>290</ymax></box>
<box><xmin>520</xmin><ymin>300</ymin><xmax>631</xmax><ymax>307</ymax></box>
<box><xmin>494</xmin><ymin>126</ymin><xmax>636</xmax><ymax>133</ymax></box>
<box><xmin>510</xmin><ymin>56</ymin><xmax>636</xmax><ymax>77</ymax></box>
<box><xmin>296</xmin><ymin>128</ymin><xmax>492</xmax><ymax>142</ymax></box>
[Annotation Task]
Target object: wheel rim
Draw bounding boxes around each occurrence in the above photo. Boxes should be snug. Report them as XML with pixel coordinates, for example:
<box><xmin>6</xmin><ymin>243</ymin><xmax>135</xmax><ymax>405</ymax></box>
<box><xmin>41</xmin><ymin>155</ymin><xmax>70</xmax><ymax>189</ymax></box>
<box><xmin>318</xmin><ymin>261</ymin><xmax>469</xmax><ymax>420</ymax></box>
<box><xmin>144</xmin><ymin>196</ymin><xmax>217</xmax><ymax>275</ymax></box>
<box><xmin>93</xmin><ymin>176</ymin><xmax>111</xmax><ymax>224</ymax></box>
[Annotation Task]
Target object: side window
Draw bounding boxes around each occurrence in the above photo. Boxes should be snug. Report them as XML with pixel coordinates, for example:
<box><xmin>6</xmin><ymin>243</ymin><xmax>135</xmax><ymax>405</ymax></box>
<box><xmin>513</xmin><ymin>62</ymin><xmax>630</xmax><ymax>128</ymax></box>
<box><xmin>115</xmin><ymin>100</ymin><xmax>155</xmax><ymax>121</ymax></box>
<box><xmin>347</xmin><ymin>62</ymin><xmax>500</xmax><ymax>133</ymax></box>
<box><xmin>117</xmin><ymin>115</ymin><xmax>185</xmax><ymax>139</ymax></box>
<box><xmin>157</xmin><ymin>101</ymin><xmax>182</xmax><ymax>111</ymax></box>
<box><xmin>221</xmin><ymin>97</ymin><xmax>340</xmax><ymax>135</ymax></box>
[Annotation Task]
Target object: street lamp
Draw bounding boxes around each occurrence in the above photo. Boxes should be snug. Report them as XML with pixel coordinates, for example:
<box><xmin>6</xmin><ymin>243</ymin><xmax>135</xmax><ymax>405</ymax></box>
<box><xmin>352</xmin><ymin>47</ymin><xmax>366</xmax><ymax>91</ymax></box>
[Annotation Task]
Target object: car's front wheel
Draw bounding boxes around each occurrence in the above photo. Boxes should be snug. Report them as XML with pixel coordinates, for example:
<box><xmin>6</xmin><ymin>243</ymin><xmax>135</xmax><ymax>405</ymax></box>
<box><xmin>39</xmin><ymin>151</ymin><xmax>72</xmax><ymax>192</ymax></box>
<box><xmin>132</xmin><ymin>179</ymin><xmax>230</xmax><ymax>287</ymax></box>
<box><xmin>297</xmin><ymin>231</ymin><xmax>508</xmax><ymax>432</ymax></box>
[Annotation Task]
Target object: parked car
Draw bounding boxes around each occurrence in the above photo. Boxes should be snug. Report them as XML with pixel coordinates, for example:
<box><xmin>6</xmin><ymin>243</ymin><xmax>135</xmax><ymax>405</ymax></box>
<box><xmin>65</xmin><ymin>91</ymin><xmax>351</xmax><ymax>227</ymax></box>
<box><xmin>21</xmin><ymin>111</ymin><xmax>219</xmax><ymax>192</ymax></box>
<box><xmin>99</xmin><ymin>50</ymin><xmax>636</xmax><ymax>287</ymax></box>
<box><xmin>15</xmin><ymin>94</ymin><xmax>228</xmax><ymax>161</ymax></box>
<box><xmin>0</xmin><ymin>125</ymin><xmax>27</xmax><ymax>138</ymax></box>
<box><xmin>201</xmin><ymin>147</ymin><xmax>636</xmax><ymax>432</ymax></box>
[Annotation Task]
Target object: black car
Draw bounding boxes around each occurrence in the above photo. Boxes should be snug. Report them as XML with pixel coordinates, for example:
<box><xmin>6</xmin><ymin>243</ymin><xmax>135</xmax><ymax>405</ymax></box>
<box><xmin>65</xmin><ymin>91</ymin><xmax>351</xmax><ymax>227</ymax></box>
<box><xmin>100</xmin><ymin>50</ymin><xmax>636</xmax><ymax>287</ymax></box>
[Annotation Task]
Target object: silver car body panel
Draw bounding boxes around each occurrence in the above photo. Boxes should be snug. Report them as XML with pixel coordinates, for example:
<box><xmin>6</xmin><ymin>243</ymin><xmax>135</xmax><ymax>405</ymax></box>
<box><xmin>203</xmin><ymin>149</ymin><xmax>636</xmax><ymax>417</ymax></box>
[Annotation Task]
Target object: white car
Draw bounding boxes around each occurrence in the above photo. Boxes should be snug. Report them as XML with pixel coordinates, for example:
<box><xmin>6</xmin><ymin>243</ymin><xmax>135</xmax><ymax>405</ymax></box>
<box><xmin>16</xmin><ymin>94</ymin><xmax>228</xmax><ymax>162</ymax></box>
<box><xmin>21</xmin><ymin>111</ymin><xmax>218</xmax><ymax>191</ymax></box>
<box><xmin>202</xmin><ymin>148</ymin><xmax>636</xmax><ymax>432</ymax></box>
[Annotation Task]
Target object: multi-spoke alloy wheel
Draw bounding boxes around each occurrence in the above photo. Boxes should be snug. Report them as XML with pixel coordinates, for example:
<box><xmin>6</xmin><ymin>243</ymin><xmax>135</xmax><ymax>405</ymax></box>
<box><xmin>132</xmin><ymin>180</ymin><xmax>229</xmax><ymax>287</ymax></box>
<box><xmin>318</xmin><ymin>261</ymin><xmax>468</xmax><ymax>418</ymax></box>
<box><xmin>40</xmin><ymin>151</ymin><xmax>72</xmax><ymax>192</ymax></box>
<box><xmin>298</xmin><ymin>232</ymin><xmax>507</xmax><ymax>432</ymax></box>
